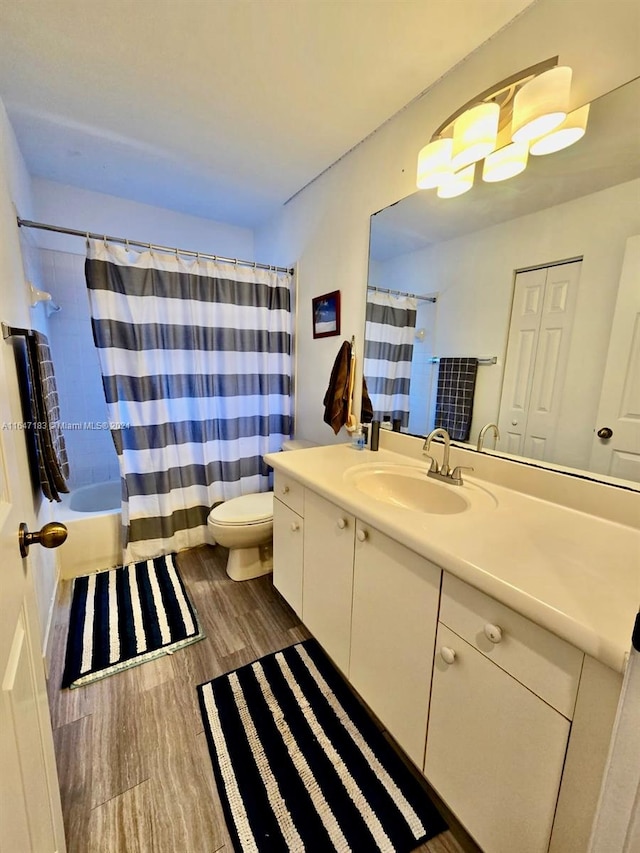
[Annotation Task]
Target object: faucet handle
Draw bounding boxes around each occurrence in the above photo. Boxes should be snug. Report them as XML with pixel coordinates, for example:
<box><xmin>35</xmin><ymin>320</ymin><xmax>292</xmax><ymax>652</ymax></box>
<box><xmin>450</xmin><ymin>465</ymin><xmax>474</xmax><ymax>484</ymax></box>
<box><xmin>423</xmin><ymin>454</ymin><xmax>439</xmax><ymax>474</ymax></box>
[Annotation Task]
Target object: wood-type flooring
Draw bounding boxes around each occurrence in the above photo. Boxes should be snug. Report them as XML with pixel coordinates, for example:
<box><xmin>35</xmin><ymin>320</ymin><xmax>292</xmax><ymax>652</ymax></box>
<box><xmin>47</xmin><ymin>544</ymin><xmax>475</xmax><ymax>853</ymax></box>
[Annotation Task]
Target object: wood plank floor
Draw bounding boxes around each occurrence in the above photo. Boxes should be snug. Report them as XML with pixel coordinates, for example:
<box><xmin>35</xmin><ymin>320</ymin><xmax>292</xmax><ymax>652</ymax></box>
<box><xmin>47</xmin><ymin>545</ymin><xmax>473</xmax><ymax>853</ymax></box>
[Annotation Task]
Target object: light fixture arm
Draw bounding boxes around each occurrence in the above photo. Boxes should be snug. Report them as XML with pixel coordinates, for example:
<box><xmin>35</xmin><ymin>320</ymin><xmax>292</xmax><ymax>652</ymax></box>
<box><xmin>430</xmin><ymin>56</ymin><xmax>559</xmax><ymax>142</ymax></box>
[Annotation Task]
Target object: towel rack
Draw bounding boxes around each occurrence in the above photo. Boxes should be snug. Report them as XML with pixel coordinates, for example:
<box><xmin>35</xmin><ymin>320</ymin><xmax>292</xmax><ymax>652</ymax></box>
<box><xmin>428</xmin><ymin>356</ymin><xmax>497</xmax><ymax>365</ymax></box>
<box><xmin>2</xmin><ymin>322</ymin><xmax>34</xmax><ymax>340</ymax></box>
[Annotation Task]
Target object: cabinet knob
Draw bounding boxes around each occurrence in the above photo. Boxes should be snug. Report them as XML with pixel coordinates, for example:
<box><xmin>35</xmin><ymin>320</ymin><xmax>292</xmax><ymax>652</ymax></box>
<box><xmin>282</xmin><ymin>485</ymin><xmax>290</xmax><ymax>494</ymax></box>
<box><xmin>336</xmin><ymin>517</ymin><xmax>347</xmax><ymax>529</ymax></box>
<box><xmin>484</xmin><ymin>623</ymin><xmax>503</xmax><ymax>644</ymax></box>
<box><xmin>356</xmin><ymin>529</ymin><xmax>368</xmax><ymax>542</ymax></box>
<box><xmin>440</xmin><ymin>646</ymin><xmax>456</xmax><ymax>665</ymax></box>
<box><xmin>290</xmin><ymin>522</ymin><xmax>300</xmax><ymax>532</ymax></box>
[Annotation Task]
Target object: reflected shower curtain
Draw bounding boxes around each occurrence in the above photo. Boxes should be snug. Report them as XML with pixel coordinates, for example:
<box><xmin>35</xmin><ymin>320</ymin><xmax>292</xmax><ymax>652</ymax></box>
<box><xmin>364</xmin><ymin>292</ymin><xmax>417</xmax><ymax>428</ymax></box>
<box><xmin>85</xmin><ymin>240</ymin><xmax>292</xmax><ymax>563</ymax></box>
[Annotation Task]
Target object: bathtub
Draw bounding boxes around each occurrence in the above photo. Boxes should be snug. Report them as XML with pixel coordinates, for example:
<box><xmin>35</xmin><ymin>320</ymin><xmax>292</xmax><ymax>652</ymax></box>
<box><xmin>58</xmin><ymin>481</ymin><xmax>122</xmax><ymax>579</ymax></box>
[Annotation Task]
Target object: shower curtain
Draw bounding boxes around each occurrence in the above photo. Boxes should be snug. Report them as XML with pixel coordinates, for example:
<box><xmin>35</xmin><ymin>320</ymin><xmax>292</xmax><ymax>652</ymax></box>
<box><xmin>364</xmin><ymin>292</ymin><xmax>417</xmax><ymax>429</ymax></box>
<box><xmin>85</xmin><ymin>240</ymin><xmax>292</xmax><ymax>563</ymax></box>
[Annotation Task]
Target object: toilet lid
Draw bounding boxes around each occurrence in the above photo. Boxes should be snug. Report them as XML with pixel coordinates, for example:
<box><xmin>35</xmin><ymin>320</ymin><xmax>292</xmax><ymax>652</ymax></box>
<box><xmin>209</xmin><ymin>491</ymin><xmax>274</xmax><ymax>525</ymax></box>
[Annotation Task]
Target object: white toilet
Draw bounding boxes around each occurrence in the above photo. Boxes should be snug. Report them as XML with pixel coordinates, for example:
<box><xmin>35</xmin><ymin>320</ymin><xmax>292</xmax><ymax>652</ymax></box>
<box><xmin>207</xmin><ymin>439</ymin><xmax>316</xmax><ymax>582</ymax></box>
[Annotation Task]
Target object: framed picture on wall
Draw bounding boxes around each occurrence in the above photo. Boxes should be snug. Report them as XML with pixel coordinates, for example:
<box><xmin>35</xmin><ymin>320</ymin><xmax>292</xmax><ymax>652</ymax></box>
<box><xmin>312</xmin><ymin>290</ymin><xmax>341</xmax><ymax>339</ymax></box>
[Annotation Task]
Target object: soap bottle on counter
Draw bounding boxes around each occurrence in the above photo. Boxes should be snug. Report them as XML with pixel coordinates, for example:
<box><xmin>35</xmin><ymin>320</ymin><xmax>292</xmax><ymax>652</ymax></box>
<box><xmin>351</xmin><ymin>426</ymin><xmax>365</xmax><ymax>450</ymax></box>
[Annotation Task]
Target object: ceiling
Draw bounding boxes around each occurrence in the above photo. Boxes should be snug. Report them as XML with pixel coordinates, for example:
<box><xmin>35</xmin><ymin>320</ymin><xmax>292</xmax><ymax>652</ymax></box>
<box><xmin>0</xmin><ymin>0</ymin><xmax>533</xmax><ymax>229</ymax></box>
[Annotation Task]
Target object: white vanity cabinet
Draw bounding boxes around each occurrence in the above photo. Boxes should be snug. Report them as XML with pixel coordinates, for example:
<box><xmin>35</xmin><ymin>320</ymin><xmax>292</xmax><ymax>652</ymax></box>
<box><xmin>350</xmin><ymin>522</ymin><xmax>441</xmax><ymax>767</ymax></box>
<box><xmin>301</xmin><ymin>490</ymin><xmax>355</xmax><ymax>673</ymax></box>
<box><xmin>424</xmin><ymin>574</ymin><xmax>584</xmax><ymax>853</ymax></box>
<box><xmin>272</xmin><ymin>498</ymin><xmax>304</xmax><ymax>617</ymax></box>
<box><xmin>272</xmin><ymin>472</ymin><xmax>306</xmax><ymax>617</ymax></box>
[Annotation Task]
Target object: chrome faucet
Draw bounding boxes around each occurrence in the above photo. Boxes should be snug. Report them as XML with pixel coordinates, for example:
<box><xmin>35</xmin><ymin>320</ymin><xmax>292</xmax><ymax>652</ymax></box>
<box><xmin>477</xmin><ymin>423</ymin><xmax>500</xmax><ymax>452</ymax></box>
<box><xmin>423</xmin><ymin>427</ymin><xmax>452</xmax><ymax>476</ymax></box>
<box><xmin>423</xmin><ymin>427</ymin><xmax>474</xmax><ymax>486</ymax></box>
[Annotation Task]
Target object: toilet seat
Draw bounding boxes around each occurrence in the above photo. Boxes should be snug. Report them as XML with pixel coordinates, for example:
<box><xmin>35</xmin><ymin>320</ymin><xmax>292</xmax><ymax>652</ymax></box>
<box><xmin>208</xmin><ymin>492</ymin><xmax>273</xmax><ymax>526</ymax></box>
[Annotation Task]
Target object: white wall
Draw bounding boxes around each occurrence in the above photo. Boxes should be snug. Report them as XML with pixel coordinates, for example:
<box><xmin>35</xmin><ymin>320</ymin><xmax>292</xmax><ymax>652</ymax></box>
<box><xmin>377</xmin><ymin>178</ymin><xmax>640</xmax><ymax>469</ymax></box>
<box><xmin>254</xmin><ymin>0</ymin><xmax>640</xmax><ymax>446</ymax></box>
<box><xmin>0</xmin><ymin>98</ymin><xmax>58</xmax><ymax>657</ymax></box>
<box><xmin>31</xmin><ymin>178</ymin><xmax>255</xmax><ymax>259</ymax></box>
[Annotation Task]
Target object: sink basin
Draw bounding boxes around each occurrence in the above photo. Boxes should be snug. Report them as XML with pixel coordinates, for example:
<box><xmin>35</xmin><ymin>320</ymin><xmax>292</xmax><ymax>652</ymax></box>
<box><xmin>344</xmin><ymin>464</ymin><xmax>496</xmax><ymax>515</ymax></box>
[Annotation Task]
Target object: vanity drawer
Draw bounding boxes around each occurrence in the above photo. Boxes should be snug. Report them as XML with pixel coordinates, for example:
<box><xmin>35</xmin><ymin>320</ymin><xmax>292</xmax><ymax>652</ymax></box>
<box><xmin>273</xmin><ymin>471</ymin><xmax>305</xmax><ymax>515</ymax></box>
<box><xmin>440</xmin><ymin>574</ymin><xmax>583</xmax><ymax>718</ymax></box>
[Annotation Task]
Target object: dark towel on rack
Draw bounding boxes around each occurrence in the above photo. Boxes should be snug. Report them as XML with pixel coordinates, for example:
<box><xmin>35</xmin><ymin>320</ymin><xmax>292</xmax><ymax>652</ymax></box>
<box><xmin>434</xmin><ymin>357</ymin><xmax>478</xmax><ymax>441</ymax></box>
<box><xmin>323</xmin><ymin>340</ymin><xmax>352</xmax><ymax>434</ymax></box>
<box><xmin>25</xmin><ymin>332</ymin><xmax>69</xmax><ymax>499</ymax></box>
<box><xmin>23</xmin><ymin>337</ymin><xmax>58</xmax><ymax>501</ymax></box>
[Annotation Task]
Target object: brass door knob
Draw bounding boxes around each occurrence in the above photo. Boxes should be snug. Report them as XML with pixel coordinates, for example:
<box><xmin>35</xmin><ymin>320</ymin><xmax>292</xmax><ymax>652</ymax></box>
<box><xmin>597</xmin><ymin>427</ymin><xmax>613</xmax><ymax>440</ymax></box>
<box><xmin>19</xmin><ymin>521</ymin><xmax>68</xmax><ymax>558</ymax></box>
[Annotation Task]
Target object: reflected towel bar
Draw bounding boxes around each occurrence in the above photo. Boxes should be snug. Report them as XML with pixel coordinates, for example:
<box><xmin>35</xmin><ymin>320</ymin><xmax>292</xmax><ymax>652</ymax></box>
<box><xmin>429</xmin><ymin>356</ymin><xmax>497</xmax><ymax>365</ymax></box>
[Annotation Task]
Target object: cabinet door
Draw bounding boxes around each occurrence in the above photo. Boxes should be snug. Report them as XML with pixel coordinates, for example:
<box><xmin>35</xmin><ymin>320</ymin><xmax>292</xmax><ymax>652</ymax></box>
<box><xmin>302</xmin><ymin>491</ymin><xmax>355</xmax><ymax>673</ymax></box>
<box><xmin>350</xmin><ymin>522</ymin><xmax>440</xmax><ymax>767</ymax></box>
<box><xmin>425</xmin><ymin>623</ymin><xmax>570</xmax><ymax>853</ymax></box>
<box><xmin>272</xmin><ymin>497</ymin><xmax>304</xmax><ymax>617</ymax></box>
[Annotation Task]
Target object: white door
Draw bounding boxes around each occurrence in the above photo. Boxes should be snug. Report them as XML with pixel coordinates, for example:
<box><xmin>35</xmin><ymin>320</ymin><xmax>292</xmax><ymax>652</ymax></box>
<box><xmin>498</xmin><ymin>261</ymin><xmax>581</xmax><ymax>461</ymax></box>
<box><xmin>589</xmin><ymin>235</ymin><xmax>640</xmax><ymax>483</ymax></box>
<box><xmin>0</xmin><ymin>339</ymin><xmax>66</xmax><ymax>851</ymax></box>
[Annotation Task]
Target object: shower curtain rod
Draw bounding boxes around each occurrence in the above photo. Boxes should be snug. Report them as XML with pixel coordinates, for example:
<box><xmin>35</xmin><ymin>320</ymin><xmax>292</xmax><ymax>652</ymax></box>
<box><xmin>16</xmin><ymin>218</ymin><xmax>294</xmax><ymax>275</ymax></box>
<box><xmin>367</xmin><ymin>285</ymin><xmax>437</xmax><ymax>304</ymax></box>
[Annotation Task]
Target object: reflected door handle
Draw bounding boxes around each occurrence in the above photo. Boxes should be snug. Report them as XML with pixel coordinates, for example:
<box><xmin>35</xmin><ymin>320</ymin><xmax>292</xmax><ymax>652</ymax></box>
<box><xmin>19</xmin><ymin>521</ymin><xmax>68</xmax><ymax>558</ymax></box>
<box><xmin>597</xmin><ymin>427</ymin><xmax>613</xmax><ymax>440</ymax></box>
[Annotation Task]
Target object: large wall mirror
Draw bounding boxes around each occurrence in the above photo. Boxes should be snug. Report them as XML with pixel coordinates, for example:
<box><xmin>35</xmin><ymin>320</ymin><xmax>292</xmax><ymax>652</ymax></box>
<box><xmin>365</xmin><ymin>76</ymin><xmax>640</xmax><ymax>488</ymax></box>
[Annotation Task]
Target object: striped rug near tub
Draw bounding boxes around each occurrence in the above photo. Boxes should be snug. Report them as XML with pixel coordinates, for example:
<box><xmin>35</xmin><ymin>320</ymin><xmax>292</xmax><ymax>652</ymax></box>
<box><xmin>62</xmin><ymin>554</ymin><xmax>203</xmax><ymax>688</ymax></box>
<box><xmin>198</xmin><ymin>639</ymin><xmax>447</xmax><ymax>852</ymax></box>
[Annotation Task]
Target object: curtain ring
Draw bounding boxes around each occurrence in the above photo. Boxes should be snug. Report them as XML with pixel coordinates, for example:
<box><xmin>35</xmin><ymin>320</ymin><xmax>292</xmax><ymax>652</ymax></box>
<box><xmin>85</xmin><ymin>233</ymin><xmax>90</xmax><ymax>251</ymax></box>
<box><xmin>125</xmin><ymin>238</ymin><xmax>130</xmax><ymax>250</ymax></box>
<box><xmin>103</xmin><ymin>235</ymin><xmax>108</xmax><ymax>249</ymax></box>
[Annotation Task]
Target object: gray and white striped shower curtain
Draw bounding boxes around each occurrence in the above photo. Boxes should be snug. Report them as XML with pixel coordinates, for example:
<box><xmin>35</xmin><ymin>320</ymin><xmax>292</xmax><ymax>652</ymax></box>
<box><xmin>85</xmin><ymin>240</ymin><xmax>292</xmax><ymax>563</ymax></box>
<box><xmin>364</xmin><ymin>292</ymin><xmax>417</xmax><ymax>428</ymax></box>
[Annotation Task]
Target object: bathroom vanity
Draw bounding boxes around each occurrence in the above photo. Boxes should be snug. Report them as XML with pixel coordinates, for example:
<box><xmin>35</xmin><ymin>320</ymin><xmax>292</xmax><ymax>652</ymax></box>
<box><xmin>265</xmin><ymin>440</ymin><xmax>639</xmax><ymax>853</ymax></box>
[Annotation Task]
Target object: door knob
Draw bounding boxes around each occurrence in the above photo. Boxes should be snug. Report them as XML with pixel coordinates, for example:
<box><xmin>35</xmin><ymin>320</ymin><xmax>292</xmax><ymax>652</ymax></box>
<box><xmin>19</xmin><ymin>521</ymin><xmax>68</xmax><ymax>558</ymax></box>
<box><xmin>597</xmin><ymin>427</ymin><xmax>613</xmax><ymax>440</ymax></box>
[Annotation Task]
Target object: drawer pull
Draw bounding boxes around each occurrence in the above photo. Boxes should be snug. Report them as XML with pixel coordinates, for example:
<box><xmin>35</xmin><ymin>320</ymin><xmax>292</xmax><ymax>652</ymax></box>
<box><xmin>282</xmin><ymin>485</ymin><xmax>290</xmax><ymax>494</ymax></box>
<box><xmin>290</xmin><ymin>522</ymin><xmax>300</xmax><ymax>532</ymax></box>
<box><xmin>484</xmin><ymin>623</ymin><xmax>503</xmax><ymax>644</ymax></box>
<box><xmin>440</xmin><ymin>646</ymin><xmax>456</xmax><ymax>665</ymax></box>
<box><xmin>356</xmin><ymin>529</ymin><xmax>368</xmax><ymax>542</ymax></box>
<box><xmin>336</xmin><ymin>517</ymin><xmax>347</xmax><ymax>529</ymax></box>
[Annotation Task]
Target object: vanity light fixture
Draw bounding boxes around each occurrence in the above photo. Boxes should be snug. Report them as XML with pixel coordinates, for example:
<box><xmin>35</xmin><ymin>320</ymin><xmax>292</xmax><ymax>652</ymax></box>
<box><xmin>437</xmin><ymin>164</ymin><xmax>475</xmax><ymax>198</ymax></box>
<box><xmin>529</xmin><ymin>103</ymin><xmax>590</xmax><ymax>155</ymax></box>
<box><xmin>511</xmin><ymin>66</ymin><xmax>573</xmax><ymax>143</ymax></box>
<box><xmin>416</xmin><ymin>59</ymin><xmax>589</xmax><ymax>197</ymax></box>
<box><xmin>482</xmin><ymin>140</ymin><xmax>529</xmax><ymax>183</ymax></box>
<box><xmin>451</xmin><ymin>102</ymin><xmax>500</xmax><ymax>172</ymax></box>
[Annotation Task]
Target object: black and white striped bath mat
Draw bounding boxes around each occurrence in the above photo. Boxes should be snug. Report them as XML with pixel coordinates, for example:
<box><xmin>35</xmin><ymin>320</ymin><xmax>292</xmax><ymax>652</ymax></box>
<box><xmin>198</xmin><ymin>639</ymin><xmax>447</xmax><ymax>852</ymax></box>
<box><xmin>62</xmin><ymin>554</ymin><xmax>203</xmax><ymax>688</ymax></box>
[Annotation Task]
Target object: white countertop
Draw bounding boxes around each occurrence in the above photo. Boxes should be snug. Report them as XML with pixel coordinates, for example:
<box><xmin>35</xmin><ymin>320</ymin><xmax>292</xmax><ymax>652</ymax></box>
<box><xmin>265</xmin><ymin>444</ymin><xmax>640</xmax><ymax>673</ymax></box>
